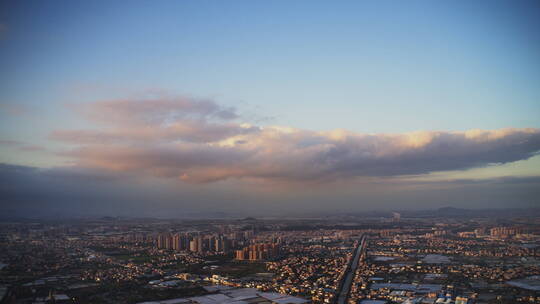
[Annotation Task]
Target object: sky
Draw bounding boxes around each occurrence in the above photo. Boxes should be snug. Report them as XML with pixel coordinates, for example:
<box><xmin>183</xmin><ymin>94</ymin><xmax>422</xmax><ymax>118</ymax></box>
<box><xmin>1</xmin><ymin>0</ymin><xmax>540</xmax><ymax>217</ymax></box>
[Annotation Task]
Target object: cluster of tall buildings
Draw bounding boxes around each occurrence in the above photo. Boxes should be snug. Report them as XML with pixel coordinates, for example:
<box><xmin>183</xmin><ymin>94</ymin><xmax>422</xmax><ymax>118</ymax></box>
<box><xmin>235</xmin><ymin>243</ymin><xmax>280</xmax><ymax>261</ymax></box>
<box><xmin>489</xmin><ymin>226</ymin><xmax>524</xmax><ymax>238</ymax></box>
<box><xmin>157</xmin><ymin>233</ymin><xmax>231</xmax><ymax>254</ymax></box>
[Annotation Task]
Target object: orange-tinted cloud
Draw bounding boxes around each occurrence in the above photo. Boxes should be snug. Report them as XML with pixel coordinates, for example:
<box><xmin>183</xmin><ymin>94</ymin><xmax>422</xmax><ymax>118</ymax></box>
<box><xmin>52</xmin><ymin>96</ymin><xmax>540</xmax><ymax>183</ymax></box>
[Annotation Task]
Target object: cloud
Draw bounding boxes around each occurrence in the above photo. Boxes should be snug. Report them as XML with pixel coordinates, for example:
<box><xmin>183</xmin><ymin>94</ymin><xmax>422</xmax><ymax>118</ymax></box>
<box><xmin>395</xmin><ymin>175</ymin><xmax>540</xmax><ymax>186</ymax></box>
<box><xmin>18</xmin><ymin>145</ymin><xmax>47</xmax><ymax>152</ymax></box>
<box><xmin>51</xmin><ymin>121</ymin><xmax>259</xmax><ymax>144</ymax></box>
<box><xmin>0</xmin><ymin>163</ymin><xmax>146</xmax><ymax>218</ymax></box>
<box><xmin>1</xmin><ymin>162</ymin><xmax>539</xmax><ymax>218</ymax></box>
<box><xmin>72</xmin><ymin>96</ymin><xmax>238</xmax><ymax>125</ymax></box>
<box><xmin>58</xmin><ymin>143</ymin><xmax>254</xmax><ymax>181</ymax></box>
<box><xmin>0</xmin><ymin>139</ymin><xmax>47</xmax><ymax>152</ymax></box>
<box><xmin>52</xmin><ymin>96</ymin><xmax>256</xmax><ymax>144</ymax></box>
<box><xmin>51</xmin><ymin>96</ymin><xmax>540</xmax><ymax>183</ymax></box>
<box><xmin>0</xmin><ymin>163</ymin><xmax>120</xmax><ymax>183</ymax></box>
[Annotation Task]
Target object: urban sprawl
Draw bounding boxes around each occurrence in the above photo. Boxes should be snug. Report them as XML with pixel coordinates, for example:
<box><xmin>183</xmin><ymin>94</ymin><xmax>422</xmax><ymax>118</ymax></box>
<box><xmin>0</xmin><ymin>212</ymin><xmax>539</xmax><ymax>304</ymax></box>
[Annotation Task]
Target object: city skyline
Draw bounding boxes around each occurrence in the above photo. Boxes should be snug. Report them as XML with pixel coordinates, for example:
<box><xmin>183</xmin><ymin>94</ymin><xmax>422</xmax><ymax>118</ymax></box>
<box><xmin>1</xmin><ymin>0</ymin><xmax>540</xmax><ymax>217</ymax></box>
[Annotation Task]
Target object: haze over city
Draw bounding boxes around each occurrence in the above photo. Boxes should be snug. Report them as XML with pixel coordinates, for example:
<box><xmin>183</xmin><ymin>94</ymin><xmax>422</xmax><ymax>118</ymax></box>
<box><xmin>1</xmin><ymin>0</ymin><xmax>540</xmax><ymax>218</ymax></box>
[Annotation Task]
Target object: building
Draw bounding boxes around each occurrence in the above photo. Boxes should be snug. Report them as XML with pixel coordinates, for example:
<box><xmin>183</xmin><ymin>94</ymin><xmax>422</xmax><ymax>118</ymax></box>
<box><xmin>235</xmin><ymin>243</ymin><xmax>280</xmax><ymax>261</ymax></box>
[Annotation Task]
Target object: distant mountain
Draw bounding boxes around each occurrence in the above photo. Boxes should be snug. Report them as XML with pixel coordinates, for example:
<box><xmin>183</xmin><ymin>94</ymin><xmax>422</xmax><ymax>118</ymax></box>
<box><xmin>241</xmin><ymin>217</ymin><xmax>258</xmax><ymax>221</ymax></box>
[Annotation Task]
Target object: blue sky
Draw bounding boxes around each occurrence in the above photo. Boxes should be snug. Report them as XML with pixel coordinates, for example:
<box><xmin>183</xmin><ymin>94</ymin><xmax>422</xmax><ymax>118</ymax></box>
<box><xmin>2</xmin><ymin>0</ymin><xmax>539</xmax><ymax>133</ymax></box>
<box><xmin>1</xmin><ymin>0</ymin><xmax>539</xmax><ymax>216</ymax></box>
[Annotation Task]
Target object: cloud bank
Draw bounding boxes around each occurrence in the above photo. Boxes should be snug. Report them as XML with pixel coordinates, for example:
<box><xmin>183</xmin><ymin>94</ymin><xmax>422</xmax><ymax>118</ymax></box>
<box><xmin>51</xmin><ymin>96</ymin><xmax>540</xmax><ymax>183</ymax></box>
<box><xmin>1</xmin><ymin>162</ymin><xmax>539</xmax><ymax>218</ymax></box>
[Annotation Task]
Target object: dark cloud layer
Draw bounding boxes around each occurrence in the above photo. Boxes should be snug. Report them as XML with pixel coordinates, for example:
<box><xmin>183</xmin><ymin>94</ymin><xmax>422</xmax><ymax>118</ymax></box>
<box><xmin>1</xmin><ymin>163</ymin><xmax>539</xmax><ymax>218</ymax></box>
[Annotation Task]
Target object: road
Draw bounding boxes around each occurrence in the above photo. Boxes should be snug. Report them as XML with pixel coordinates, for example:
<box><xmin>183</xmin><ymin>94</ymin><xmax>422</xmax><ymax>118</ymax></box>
<box><xmin>337</xmin><ymin>236</ymin><xmax>365</xmax><ymax>304</ymax></box>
